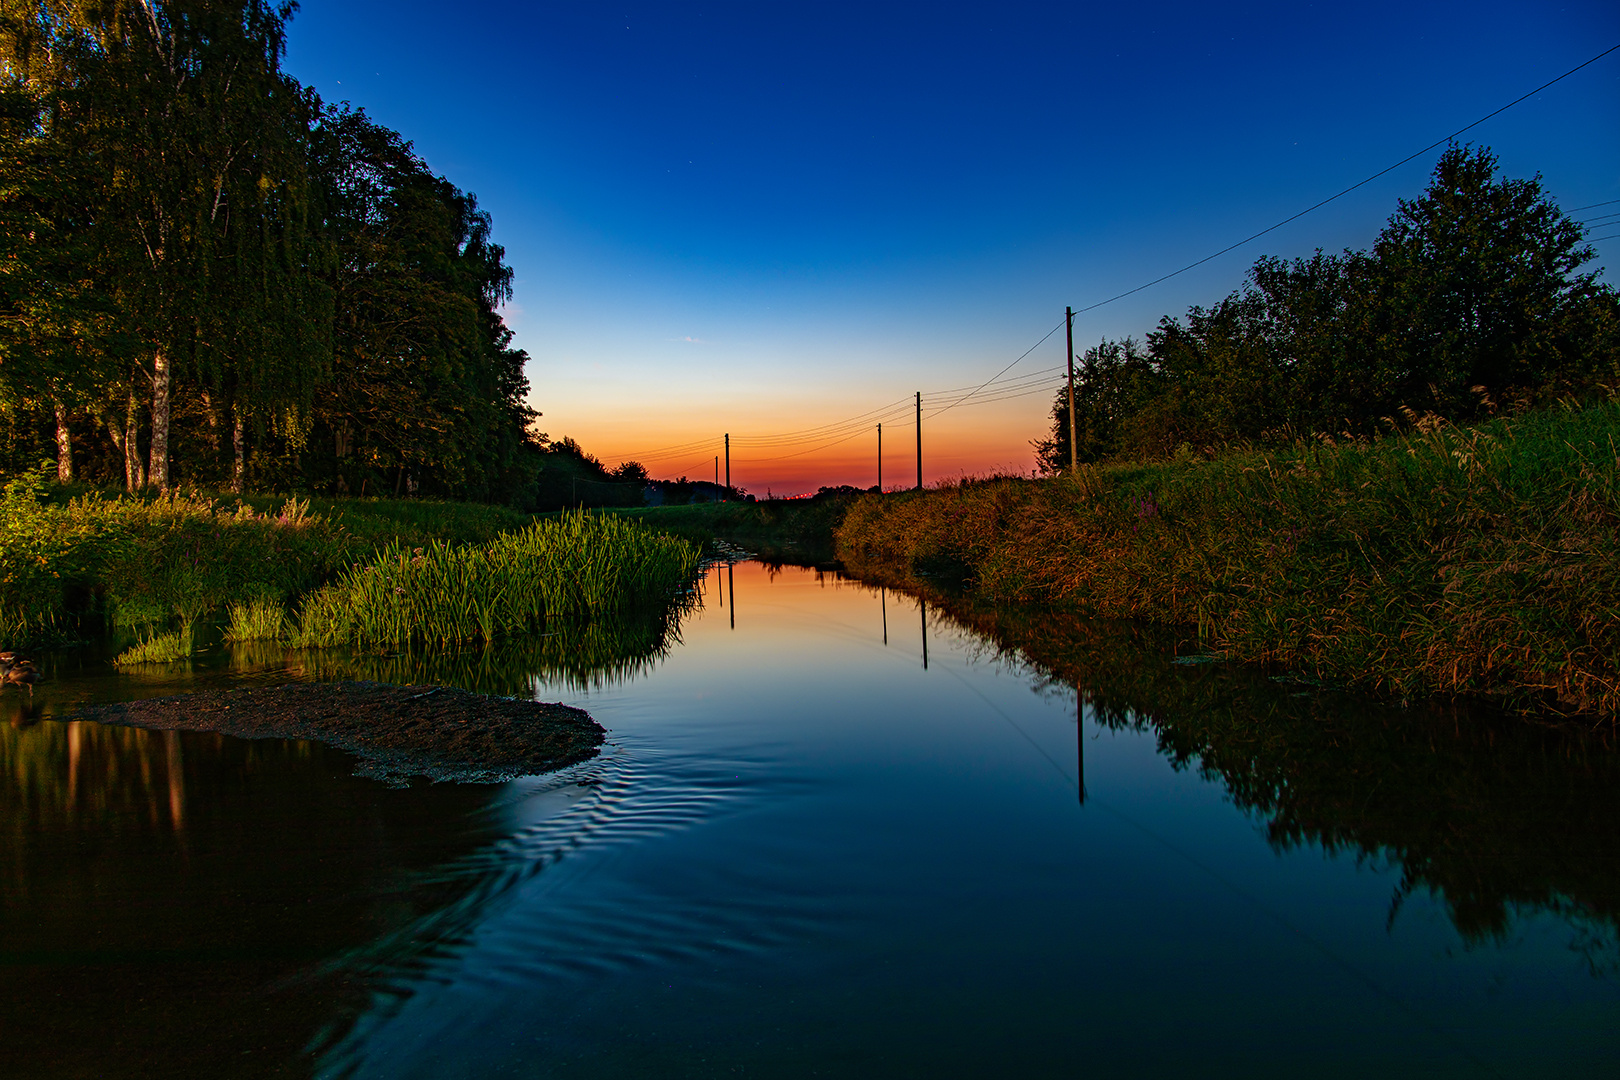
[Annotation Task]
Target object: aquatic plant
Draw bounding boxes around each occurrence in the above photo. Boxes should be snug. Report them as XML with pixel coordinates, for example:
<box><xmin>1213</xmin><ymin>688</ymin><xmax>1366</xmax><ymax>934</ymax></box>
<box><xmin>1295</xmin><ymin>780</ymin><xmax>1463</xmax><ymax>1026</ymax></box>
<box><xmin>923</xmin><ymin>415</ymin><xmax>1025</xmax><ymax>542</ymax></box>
<box><xmin>223</xmin><ymin>596</ymin><xmax>288</xmax><ymax>642</ymax></box>
<box><xmin>291</xmin><ymin>510</ymin><xmax>701</xmax><ymax>649</ymax></box>
<box><xmin>114</xmin><ymin>630</ymin><xmax>189</xmax><ymax>666</ymax></box>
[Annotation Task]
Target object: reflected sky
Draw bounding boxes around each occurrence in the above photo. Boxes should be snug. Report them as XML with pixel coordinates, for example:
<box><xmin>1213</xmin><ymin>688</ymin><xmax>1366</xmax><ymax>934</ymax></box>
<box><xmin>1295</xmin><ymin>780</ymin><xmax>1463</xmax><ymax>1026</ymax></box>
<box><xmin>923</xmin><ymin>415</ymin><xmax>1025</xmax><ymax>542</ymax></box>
<box><xmin>332</xmin><ymin>562</ymin><xmax>1620</xmax><ymax>1078</ymax></box>
<box><xmin>2</xmin><ymin>560</ymin><xmax>1616</xmax><ymax>1078</ymax></box>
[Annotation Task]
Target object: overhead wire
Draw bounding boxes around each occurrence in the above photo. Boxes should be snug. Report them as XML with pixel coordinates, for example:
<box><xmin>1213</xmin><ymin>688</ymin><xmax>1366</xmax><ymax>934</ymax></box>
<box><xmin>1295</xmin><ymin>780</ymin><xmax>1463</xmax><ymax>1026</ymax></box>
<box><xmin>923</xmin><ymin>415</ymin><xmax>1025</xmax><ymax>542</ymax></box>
<box><xmin>608</xmin><ymin>43</ymin><xmax>1620</xmax><ymax>473</ymax></box>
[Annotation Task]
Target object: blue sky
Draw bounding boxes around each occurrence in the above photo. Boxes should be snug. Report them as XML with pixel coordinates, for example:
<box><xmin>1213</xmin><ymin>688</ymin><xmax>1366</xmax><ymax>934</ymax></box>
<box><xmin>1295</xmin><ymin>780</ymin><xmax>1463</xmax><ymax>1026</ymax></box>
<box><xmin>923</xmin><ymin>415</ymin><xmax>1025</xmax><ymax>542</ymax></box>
<box><xmin>283</xmin><ymin>1</ymin><xmax>1620</xmax><ymax>492</ymax></box>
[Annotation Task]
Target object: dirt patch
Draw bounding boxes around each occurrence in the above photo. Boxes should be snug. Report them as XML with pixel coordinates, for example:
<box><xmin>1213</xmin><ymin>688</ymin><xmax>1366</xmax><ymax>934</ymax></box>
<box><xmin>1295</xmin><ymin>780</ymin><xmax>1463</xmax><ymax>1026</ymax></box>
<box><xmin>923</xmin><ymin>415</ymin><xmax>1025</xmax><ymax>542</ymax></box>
<box><xmin>69</xmin><ymin>681</ymin><xmax>605</xmax><ymax>786</ymax></box>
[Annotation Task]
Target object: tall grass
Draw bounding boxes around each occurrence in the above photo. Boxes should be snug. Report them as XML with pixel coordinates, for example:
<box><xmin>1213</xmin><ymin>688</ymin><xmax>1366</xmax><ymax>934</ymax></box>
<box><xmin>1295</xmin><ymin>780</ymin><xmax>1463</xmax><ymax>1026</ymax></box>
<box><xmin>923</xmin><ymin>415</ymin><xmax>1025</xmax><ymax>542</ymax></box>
<box><xmin>837</xmin><ymin>401</ymin><xmax>1620</xmax><ymax>718</ymax></box>
<box><xmin>291</xmin><ymin>510</ymin><xmax>701</xmax><ymax>648</ymax></box>
<box><xmin>114</xmin><ymin>630</ymin><xmax>191</xmax><ymax>666</ymax></box>
<box><xmin>0</xmin><ymin>468</ymin><xmax>547</xmax><ymax>650</ymax></box>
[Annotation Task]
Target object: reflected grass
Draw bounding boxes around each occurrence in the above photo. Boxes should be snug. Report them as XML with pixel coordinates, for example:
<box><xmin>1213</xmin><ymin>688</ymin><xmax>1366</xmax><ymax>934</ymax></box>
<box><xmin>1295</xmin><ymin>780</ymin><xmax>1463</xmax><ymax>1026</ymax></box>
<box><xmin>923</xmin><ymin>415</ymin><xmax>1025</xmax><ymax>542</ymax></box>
<box><xmin>875</xmin><ymin>565</ymin><xmax>1620</xmax><ymax>963</ymax></box>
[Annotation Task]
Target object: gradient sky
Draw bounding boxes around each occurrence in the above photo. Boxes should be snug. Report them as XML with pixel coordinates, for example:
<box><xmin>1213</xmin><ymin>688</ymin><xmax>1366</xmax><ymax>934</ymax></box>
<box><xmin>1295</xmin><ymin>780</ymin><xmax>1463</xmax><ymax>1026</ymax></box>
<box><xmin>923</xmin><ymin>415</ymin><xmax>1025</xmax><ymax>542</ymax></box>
<box><xmin>282</xmin><ymin>1</ymin><xmax>1620</xmax><ymax>494</ymax></box>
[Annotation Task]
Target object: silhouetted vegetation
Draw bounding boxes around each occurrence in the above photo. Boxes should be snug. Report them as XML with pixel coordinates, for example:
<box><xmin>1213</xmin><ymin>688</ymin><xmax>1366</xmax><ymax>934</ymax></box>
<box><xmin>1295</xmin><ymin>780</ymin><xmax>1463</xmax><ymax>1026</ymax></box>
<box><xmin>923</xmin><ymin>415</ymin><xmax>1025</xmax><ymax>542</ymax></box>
<box><xmin>893</xmin><ymin>587</ymin><xmax>1620</xmax><ymax>961</ymax></box>
<box><xmin>1036</xmin><ymin>147</ymin><xmax>1618</xmax><ymax>467</ymax></box>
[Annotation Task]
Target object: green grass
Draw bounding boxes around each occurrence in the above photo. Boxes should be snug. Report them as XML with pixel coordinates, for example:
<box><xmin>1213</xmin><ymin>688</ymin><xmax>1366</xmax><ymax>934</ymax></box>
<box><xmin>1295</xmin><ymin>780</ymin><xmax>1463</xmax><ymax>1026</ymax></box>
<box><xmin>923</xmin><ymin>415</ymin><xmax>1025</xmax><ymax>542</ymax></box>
<box><xmin>290</xmin><ymin>510</ymin><xmax>701</xmax><ymax>649</ymax></box>
<box><xmin>601</xmin><ymin>489</ymin><xmax>865</xmax><ymax>557</ymax></box>
<box><xmin>113</xmin><ymin>630</ymin><xmax>189</xmax><ymax>666</ymax></box>
<box><xmin>837</xmin><ymin>401</ymin><xmax>1620</xmax><ymax>718</ymax></box>
<box><xmin>223</xmin><ymin>597</ymin><xmax>288</xmax><ymax>642</ymax></box>
<box><xmin>0</xmin><ymin>470</ymin><xmax>545</xmax><ymax>648</ymax></box>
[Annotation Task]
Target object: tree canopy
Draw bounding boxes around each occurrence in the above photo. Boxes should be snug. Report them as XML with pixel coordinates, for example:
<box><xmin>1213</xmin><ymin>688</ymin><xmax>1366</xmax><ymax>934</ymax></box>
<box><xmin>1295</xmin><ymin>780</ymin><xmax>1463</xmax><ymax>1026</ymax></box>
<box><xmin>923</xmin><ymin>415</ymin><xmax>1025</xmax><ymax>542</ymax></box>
<box><xmin>1038</xmin><ymin>146</ymin><xmax>1619</xmax><ymax>469</ymax></box>
<box><xmin>0</xmin><ymin>0</ymin><xmax>544</xmax><ymax>502</ymax></box>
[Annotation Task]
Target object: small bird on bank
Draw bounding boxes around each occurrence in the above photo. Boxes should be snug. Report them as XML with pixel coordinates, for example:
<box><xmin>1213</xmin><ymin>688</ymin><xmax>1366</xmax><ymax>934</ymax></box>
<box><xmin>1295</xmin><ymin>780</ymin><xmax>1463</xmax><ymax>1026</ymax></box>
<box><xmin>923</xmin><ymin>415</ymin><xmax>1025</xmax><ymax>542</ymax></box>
<box><xmin>0</xmin><ymin>653</ymin><xmax>42</xmax><ymax>697</ymax></box>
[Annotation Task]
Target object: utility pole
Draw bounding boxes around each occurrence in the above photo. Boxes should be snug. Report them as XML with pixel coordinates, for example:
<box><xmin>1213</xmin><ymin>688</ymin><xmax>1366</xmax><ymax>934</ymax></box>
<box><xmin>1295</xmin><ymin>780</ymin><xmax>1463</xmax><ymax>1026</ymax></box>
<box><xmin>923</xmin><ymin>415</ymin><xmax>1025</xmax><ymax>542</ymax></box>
<box><xmin>714</xmin><ymin>456</ymin><xmax>718</xmax><ymax>491</ymax></box>
<box><xmin>877</xmin><ymin>423</ymin><xmax>882</xmax><ymax>491</ymax></box>
<box><xmin>1066</xmin><ymin>305</ymin><xmax>1077</xmax><ymax>473</ymax></box>
<box><xmin>724</xmin><ymin>433</ymin><xmax>730</xmax><ymax>498</ymax></box>
<box><xmin>915</xmin><ymin>392</ymin><xmax>922</xmax><ymax>491</ymax></box>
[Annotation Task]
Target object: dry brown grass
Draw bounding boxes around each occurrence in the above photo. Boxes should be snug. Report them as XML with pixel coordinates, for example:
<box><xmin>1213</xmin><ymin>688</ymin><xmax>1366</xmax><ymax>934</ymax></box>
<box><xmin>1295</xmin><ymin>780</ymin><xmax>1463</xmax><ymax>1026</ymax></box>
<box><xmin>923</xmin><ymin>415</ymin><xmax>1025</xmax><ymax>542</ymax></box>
<box><xmin>836</xmin><ymin>402</ymin><xmax>1620</xmax><ymax>719</ymax></box>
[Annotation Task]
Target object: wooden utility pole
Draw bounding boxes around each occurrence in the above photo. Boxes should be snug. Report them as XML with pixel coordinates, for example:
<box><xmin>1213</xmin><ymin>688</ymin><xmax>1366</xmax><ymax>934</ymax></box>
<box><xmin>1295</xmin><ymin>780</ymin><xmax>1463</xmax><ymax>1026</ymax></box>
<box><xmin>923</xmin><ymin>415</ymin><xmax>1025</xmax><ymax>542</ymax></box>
<box><xmin>1066</xmin><ymin>305</ymin><xmax>1077</xmax><ymax>473</ymax></box>
<box><xmin>877</xmin><ymin>423</ymin><xmax>882</xmax><ymax>491</ymax></box>
<box><xmin>724</xmin><ymin>433</ymin><xmax>730</xmax><ymax>498</ymax></box>
<box><xmin>915</xmin><ymin>392</ymin><xmax>922</xmax><ymax>490</ymax></box>
<box><xmin>714</xmin><ymin>456</ymin><xmax>719</xmax><ymax>490</ymax></box>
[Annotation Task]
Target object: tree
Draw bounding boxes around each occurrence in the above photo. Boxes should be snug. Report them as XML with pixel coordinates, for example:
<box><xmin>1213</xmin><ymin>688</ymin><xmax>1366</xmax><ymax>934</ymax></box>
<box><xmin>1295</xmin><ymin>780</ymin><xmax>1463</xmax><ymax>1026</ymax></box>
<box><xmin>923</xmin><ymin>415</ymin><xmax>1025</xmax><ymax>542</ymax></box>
<box><xmin>1371</xmin><ymin>144</ymin><xmax>1604</xmax><ymax>416</ymax></box>
<box><xmin>1039</xmin><ymin>144</ymin><xmax>1617</xmax><ymax>461</ymax></box>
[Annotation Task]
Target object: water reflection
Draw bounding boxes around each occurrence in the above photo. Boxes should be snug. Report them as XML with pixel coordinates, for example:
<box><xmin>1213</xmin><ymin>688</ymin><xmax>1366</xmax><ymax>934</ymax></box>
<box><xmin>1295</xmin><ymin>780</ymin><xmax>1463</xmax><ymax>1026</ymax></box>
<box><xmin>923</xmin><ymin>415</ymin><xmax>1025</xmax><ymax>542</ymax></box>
<box><xmin>910</xmin><ymin>588</ymin><xmax>1620</xmax><ymax>965</ymax></box>
<box><xmin>5</xmin><ymin>557</ymin><xmax>1618</xmax><ymax>1077</ymax></box>
<box><xmin>0</xmin><ymin>717</ymin><xmax>514</xmax><ymax>1079</ymax></box>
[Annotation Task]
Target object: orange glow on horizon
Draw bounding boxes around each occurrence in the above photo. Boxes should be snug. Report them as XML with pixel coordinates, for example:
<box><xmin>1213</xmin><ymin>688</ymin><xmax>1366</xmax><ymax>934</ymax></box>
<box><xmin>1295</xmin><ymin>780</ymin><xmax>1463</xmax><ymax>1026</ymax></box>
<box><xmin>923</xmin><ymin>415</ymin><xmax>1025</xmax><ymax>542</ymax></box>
<box><xmin>538</xmin><ymin>391</ymin><xmax>1056</xmax><ymax>495</ymax></box>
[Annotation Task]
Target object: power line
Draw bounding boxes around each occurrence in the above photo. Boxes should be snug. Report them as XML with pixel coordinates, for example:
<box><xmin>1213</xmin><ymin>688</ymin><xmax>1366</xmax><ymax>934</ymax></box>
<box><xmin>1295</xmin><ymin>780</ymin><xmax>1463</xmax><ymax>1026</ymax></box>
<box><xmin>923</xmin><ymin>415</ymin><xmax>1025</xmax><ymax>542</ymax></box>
<box><xmin>903</xmin><ymin>41</ymin><xmax>1620</xmax><ymax>421</ymax></box>
<box><xmin>612</xmin><ymin>44</ymin><xmax>1620</xmax><ymax>478</ymax></box>
<box><xmin>1066</xmin><ymin>42</ymin><xmax>1620</xmax><ymax>319</ymax></box>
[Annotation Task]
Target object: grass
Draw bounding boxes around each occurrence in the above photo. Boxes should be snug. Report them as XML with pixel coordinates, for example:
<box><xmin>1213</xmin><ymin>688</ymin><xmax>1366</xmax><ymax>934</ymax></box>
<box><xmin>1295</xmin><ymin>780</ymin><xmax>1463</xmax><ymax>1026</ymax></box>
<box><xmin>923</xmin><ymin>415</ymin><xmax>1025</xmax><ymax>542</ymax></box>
<box><xmin>0</xmin><ymin>469</ymin><xmax>546</xmax><ymax>650</ymax></box>
<box><xmin>290</xmin><ymin>510</ymin><xmax>701</xmax><ymax>649</ymax></box>
<box><xmin>836</xmin><ymin>401</ymin><xmax>1620</xmax><ymax>719</ymax></box>
<box><xmin>224</xmin><ymin>597</ymin><xmax>288</xmax><ymax>642</ymax></box>
<box><xmin>114</xmin><ymin>630</ymin><xmax>190</xmax><ymax>666</ymax></box>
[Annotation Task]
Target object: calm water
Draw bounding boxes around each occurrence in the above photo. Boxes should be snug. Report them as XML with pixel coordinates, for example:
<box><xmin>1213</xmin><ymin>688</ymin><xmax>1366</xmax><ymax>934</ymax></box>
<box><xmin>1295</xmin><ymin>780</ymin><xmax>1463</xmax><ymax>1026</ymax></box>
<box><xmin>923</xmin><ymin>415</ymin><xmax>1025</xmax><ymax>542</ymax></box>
<box><xmin>1</xmin><ymin>559</ymin><xmax>1616</xmax><ymax>1078</ymax></box>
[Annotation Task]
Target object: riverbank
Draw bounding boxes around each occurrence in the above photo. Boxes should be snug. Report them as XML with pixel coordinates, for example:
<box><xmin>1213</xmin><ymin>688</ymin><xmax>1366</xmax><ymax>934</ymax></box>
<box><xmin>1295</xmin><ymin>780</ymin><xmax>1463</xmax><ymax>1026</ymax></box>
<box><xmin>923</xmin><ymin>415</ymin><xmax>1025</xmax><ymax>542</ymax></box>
<box><xmin>836</xmin><ymin>402</ymin><xmax>1620</xmax><ymax>721</ymax></box>
<box><xmin>1</xmin><ymin>475</ymin><xmax>698</xmax><ymax>657</ymax></box>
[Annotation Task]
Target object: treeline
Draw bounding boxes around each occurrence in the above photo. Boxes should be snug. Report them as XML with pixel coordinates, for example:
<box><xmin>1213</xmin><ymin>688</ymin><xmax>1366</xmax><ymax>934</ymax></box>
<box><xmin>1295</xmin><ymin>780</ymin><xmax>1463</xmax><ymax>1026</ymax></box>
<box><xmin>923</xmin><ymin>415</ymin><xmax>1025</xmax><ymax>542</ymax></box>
<box><xmin>0</xmin><ymin>0</ymin><xmax>543</xmax><ymax>503</ymax></box>
<box><xmin>1038</xmin><ymin>147</ymin><xmax>1620</xmax><ymax>467</ymax></box>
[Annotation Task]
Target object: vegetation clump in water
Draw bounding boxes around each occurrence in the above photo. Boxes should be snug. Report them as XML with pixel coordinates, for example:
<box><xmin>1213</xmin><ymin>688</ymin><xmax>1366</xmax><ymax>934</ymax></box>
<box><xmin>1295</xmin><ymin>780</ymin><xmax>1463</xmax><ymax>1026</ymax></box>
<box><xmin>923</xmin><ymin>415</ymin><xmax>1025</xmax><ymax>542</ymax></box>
<box><xmin>291</xmin><ymin>510</ymin><xmax>701</xmax><ymax>648</ymax></box>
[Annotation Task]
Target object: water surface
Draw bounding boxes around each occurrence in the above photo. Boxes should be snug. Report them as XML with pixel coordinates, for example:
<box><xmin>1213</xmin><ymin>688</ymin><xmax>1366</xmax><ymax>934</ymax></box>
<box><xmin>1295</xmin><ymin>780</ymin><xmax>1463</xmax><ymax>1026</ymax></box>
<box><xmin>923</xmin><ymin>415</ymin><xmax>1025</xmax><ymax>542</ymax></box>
<box><xmin>1</xmin><ymin>560</ymin><xmax>1615</xmax><ymax>1077</ymax></box>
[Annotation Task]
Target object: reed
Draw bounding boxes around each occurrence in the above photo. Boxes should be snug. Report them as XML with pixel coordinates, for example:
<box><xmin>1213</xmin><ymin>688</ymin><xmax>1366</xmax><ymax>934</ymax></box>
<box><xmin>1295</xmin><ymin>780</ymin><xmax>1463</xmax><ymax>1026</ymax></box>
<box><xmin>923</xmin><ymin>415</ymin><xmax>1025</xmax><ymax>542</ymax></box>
<box><xmin>291</xmin><ymin>510</ymin><xmax>701</xmax><ymax>649</ymax></box>
<box><xmin>223</xmin><ymin>597</ymin><xmax>288</xmax><ymax>642</ymax></box>
<box><xmin>837</xmin><ymin>401</ymin><xmax>1620</xmax><ymax>718</ymax></box>
<box><xmin>114</xmin><ymin>630</ymin><xmax>190</xmax><ymax>666</ymax></box>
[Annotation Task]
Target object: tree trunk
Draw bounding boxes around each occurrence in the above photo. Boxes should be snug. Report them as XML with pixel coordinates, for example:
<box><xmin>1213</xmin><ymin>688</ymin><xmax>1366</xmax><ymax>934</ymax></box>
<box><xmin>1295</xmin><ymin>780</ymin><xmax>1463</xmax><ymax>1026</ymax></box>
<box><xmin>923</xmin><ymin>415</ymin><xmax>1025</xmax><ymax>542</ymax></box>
<box><xmin>232</xmin><ymin>410</ymin><xmax>245</xmax><ymax>494</ymax></box>
<box><xmin>125</xmin><ymin>385</ymin><xmax>145</xmax><ymax>491</ymax></box>
<box><xmin>200</xmin><ymin>389</ymin><xmax>220</xmax><ymax>450</ymax></box>
<box><xmin>106</xmin><ymin>413</ymin><xmax>127</xmax><ymax>475</ymax></box>
<box><xmin>52</xmin><ymin>398</ymin><xmax>74</xmax><ymax>483</ymax></box>
<box><xmin>148</xmin><ymin>349</ymin><xmax>171</xmax><ymax>492</ymax></box>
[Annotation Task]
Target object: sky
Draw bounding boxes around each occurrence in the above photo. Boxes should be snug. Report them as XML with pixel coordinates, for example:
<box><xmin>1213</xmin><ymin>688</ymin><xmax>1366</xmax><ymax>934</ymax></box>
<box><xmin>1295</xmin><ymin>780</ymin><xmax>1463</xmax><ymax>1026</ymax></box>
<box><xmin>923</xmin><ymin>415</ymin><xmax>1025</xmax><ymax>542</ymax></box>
<box><xmin>282</xmin><ymin>1</ymin><xmax>1620</xmax><ymax>495</ymax></box>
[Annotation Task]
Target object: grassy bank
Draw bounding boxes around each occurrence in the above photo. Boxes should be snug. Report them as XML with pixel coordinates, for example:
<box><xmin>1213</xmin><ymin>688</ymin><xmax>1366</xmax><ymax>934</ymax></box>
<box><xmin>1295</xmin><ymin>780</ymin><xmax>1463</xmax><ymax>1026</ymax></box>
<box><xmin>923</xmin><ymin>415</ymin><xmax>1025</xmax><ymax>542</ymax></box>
<box><xmin>837</xmin><ymin>402</ymin><xmax>1620</xmax><ymax>719</ymax></box>
<box><xmin>0</xmin><ymin>470</ymin><xmax>697</xmax><ymax>657</ymax></box>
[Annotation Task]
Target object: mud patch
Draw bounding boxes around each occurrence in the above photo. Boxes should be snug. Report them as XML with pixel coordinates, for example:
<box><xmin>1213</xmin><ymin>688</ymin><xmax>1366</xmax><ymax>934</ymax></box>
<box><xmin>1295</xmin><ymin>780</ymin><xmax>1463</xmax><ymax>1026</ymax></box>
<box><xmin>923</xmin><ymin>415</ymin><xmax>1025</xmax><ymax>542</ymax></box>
<box><xmin>69</xmin><ymin>681</ymin><xmax>604</xmax><ymax>786</ymax></box>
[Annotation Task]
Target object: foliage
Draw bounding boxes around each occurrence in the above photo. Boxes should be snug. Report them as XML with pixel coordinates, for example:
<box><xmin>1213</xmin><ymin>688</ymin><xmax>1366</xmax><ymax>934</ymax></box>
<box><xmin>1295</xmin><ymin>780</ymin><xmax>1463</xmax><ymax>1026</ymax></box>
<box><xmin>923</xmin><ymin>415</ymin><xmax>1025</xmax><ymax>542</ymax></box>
<box><xmin>0</xmin><ymin>1</ymin><xmax>541</xmax><ymax>508</ymax></box>
<box><xmin>223</xmin><ymin>595</ymin><xmax>286</xmax><ymax>642</ymax></box>
<box><xmin>842</xmin><ymin>399</ymin><xmax>1620</xmax><ymax>718</ymax></box>
<box><xmin>113</xmin><ymin>629</ymin><xmax>189</xmax><ymax>666</ymax></box>
<box><xmin>0</xmin><ymin>486</ymin><xmax>533</xmax><ymax>648</ymax></box>
<box><xmin>1038</xmin><ymin>146</ymin><xmax>1619</xmax><ymax>468</ymax></box>
<box><xmin>290</xmin><ymin>511</ymin><xmax>701</xmax><ymax>649</ymax></box>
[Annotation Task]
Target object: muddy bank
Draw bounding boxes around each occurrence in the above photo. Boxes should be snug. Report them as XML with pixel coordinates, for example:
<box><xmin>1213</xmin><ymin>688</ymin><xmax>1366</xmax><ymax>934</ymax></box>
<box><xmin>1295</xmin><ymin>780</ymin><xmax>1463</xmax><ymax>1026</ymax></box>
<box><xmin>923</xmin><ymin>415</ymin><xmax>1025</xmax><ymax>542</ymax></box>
<box><xmin>69</xmin><ymin>681</ymin><xmax>604</xmax><ymax>785</ymax></box>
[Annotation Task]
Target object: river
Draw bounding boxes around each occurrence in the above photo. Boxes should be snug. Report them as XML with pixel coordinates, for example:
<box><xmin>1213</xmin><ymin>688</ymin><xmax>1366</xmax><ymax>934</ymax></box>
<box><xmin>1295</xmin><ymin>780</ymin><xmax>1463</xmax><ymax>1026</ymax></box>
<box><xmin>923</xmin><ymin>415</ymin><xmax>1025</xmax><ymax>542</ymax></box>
<box><xmin>1</xmin><ymin>557</ymin><xmax>1615</xmax><ymax>1077</ymax></box>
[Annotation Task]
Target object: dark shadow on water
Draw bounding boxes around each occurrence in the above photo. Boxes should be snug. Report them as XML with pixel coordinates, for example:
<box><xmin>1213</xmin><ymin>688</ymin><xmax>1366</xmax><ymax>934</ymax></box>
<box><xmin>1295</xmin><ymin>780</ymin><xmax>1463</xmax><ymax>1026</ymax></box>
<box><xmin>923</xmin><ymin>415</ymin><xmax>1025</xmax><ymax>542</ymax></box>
<box><xmin>0</xmin><ymin>717</ymin><xmax>509</xmax><ymax>1079</ymax></box>
<box><xmin>848</xmin><ymin>558</ymin><xmax>1620</xmax><ymax>972</ymax></box>
<box><xmin>0</xmin><ymin>595</ymin><xmax>701</xmax><ymax>1078</ymax></box>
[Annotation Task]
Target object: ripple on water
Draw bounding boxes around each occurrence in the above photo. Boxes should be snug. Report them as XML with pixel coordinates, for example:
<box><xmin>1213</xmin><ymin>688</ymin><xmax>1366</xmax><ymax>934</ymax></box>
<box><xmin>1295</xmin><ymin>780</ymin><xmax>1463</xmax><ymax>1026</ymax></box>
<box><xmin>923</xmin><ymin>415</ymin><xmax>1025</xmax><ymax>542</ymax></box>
<box><xmin>314</xmin><ymin>735</ymin><xmax>829</xmax><ymax>1069</ymax></box>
